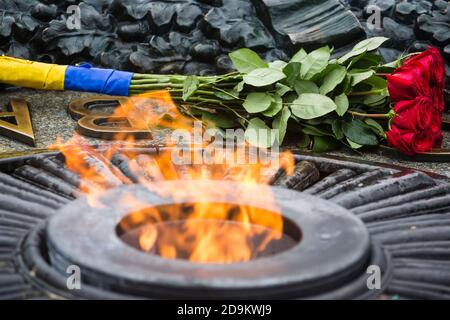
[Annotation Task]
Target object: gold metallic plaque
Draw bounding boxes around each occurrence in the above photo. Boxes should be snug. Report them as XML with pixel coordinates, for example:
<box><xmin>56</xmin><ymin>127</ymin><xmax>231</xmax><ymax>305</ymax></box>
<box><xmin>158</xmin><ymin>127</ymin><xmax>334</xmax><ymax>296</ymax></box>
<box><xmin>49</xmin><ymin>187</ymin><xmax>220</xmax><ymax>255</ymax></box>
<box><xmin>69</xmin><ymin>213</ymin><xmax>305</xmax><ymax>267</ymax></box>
<box><xmin>68</xmin><ymin>96</ymin><xmax>152</xmax><ymax>140</ymax></box>
<box><xmin>0</xmin><ymin>98</ymin><xmax>35</xmax><ymax>146</ymax></box>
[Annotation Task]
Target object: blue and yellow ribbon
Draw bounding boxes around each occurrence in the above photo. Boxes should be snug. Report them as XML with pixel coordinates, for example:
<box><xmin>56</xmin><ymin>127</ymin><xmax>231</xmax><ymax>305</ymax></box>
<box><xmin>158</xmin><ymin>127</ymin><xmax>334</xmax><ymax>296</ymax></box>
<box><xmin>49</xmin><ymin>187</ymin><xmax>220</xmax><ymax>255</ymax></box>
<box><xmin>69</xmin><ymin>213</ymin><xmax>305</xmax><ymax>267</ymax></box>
<box><xmin>0</xmin><ymin>56</ymin><xmax>133</xmax><ymax>96</ymax></box>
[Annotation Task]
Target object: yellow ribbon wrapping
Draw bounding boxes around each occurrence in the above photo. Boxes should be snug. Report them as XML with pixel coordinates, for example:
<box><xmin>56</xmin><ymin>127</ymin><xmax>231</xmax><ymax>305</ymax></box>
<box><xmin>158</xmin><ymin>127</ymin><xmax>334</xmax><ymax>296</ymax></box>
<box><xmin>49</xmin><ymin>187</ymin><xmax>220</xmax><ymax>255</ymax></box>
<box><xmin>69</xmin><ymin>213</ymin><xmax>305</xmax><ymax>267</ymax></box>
<box><xmin>0</xmin><ymin>56</ymin><xmax>67</xmax><ymax>90</ymax></box>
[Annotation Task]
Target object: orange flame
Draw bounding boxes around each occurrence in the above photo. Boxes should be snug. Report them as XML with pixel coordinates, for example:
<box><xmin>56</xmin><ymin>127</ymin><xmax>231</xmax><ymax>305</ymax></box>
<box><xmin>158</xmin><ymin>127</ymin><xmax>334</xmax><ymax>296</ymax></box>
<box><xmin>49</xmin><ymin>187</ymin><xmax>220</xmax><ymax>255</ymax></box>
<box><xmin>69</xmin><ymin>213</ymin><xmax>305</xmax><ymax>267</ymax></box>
<box><xmin>53</xmin><ymin>91</ymin><xmax>294</xmax><ymax>264</ymax></box>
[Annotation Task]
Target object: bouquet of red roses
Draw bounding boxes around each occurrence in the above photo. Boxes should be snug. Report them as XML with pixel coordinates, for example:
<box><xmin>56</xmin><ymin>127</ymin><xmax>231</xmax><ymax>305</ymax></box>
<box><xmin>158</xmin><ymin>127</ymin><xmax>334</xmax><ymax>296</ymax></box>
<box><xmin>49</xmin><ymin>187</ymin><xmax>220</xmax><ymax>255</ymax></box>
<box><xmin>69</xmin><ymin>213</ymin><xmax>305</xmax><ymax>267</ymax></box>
<box><xmin>0</xmin><ymin>37</ymin><xmax>445</xmax><ymax>156</ymax></box>
<box><xmin>129</xmin><ymin>37</ymin><xmax>445</xmax><ymax>156</ymax></box>
<box><xmin>385</xmin><ymin>48</ymin><xmax>445</xmax><ymax>156</ymax></box>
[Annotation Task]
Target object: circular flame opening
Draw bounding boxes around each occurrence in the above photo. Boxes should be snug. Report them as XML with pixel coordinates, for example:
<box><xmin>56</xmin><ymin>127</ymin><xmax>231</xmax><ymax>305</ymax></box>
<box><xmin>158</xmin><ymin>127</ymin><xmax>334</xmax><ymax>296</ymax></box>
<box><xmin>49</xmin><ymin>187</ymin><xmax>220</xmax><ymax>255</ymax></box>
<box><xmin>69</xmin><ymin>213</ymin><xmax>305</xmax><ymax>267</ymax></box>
<box><xmin>117</xmin><ymin>203</ymin><xmax>301</xmax><ymax>264</ymax></box>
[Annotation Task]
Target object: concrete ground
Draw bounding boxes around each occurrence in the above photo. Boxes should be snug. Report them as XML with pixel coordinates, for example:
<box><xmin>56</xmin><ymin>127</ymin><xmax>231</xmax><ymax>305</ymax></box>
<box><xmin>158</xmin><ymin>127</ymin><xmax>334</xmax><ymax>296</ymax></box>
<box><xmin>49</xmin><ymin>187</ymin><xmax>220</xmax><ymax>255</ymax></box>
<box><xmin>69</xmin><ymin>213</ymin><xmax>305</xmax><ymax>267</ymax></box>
<box><xmin>0</xmin><ymin>88</ymin><xmax>449</xmax><ymax>177</ymax></box>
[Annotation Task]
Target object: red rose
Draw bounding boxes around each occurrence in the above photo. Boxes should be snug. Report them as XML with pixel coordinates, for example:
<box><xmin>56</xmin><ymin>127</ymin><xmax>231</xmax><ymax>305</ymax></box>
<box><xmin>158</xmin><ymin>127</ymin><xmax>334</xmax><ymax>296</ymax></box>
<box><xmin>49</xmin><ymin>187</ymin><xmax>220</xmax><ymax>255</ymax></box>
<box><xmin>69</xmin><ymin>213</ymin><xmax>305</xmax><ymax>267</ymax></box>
<box><xmin>387</xmin><ymin>47</ymin><xmax>445</xmax><ymax>112</ymax></box>
<box><xmin>386</xmin><ymin>96</ymin><xmax>443</xmax><ymax>156</ymax></box>
<box><xmin>386</xmin><ymin>48</ymin><xmax>445</xmax><ymax>155</ymax></box>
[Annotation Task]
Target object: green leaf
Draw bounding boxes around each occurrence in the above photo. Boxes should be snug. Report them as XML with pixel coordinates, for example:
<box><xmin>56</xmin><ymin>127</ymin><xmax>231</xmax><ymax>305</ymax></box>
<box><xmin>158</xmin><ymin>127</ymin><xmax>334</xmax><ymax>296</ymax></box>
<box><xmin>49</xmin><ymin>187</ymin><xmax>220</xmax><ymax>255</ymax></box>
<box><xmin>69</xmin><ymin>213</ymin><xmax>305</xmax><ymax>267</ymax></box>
<box><xmin>363</xmin><ymin>75</ymin><xmax>387</xmax><ymax>89</ymax></box>
<box><xmin>335</xmin><ymin>93</ymin><xmax>349</xmax><ymax>116</ymax></box>
<box><xmin>283</xmin><ymin>62</ymin><xmax>301</xmax><ymax>87</ymax></box>
<box><xmin>313</xmin><ymin>136</ymin><xmax>340</xmax><ymax>153</ymax></box>
<box><xmin>273</xmin><ymin>107</ymin><xmax>291</xmax><ymax>144</ymax></box>
<box><xmin>263</xmin><ymin>94</ymin><xmax>283</xmax><ymax>117</ymax></box>
<box><xmin>364</xmin><ymin>95</ymin><xmax>388</xmax><ymax>107</ymax></box>
<box><xmin>182</xmin><ymin>75</ymin><xmax>199</xmax><ymax>101</ymax></box>
<box><xmin>338</xmin><ymin>37</ymin><xmax>389</xmax><ymax>64</ymax></box>
<box><xmin>284</xmin><ymin>91</ymin><xmax>298</xmax><ymax>105</ymax></box>
<box><xmin>301</xmin><ymin>124</ymin><xmax>332</xmax><ymax>137</ymax></box>
<box><xmin>234</xmin><ymin>81</ymin><xmax>245</xmax><ymax>93</ymax></box>
<box><xmin>383</xmin><ymin>59</ymin><xmax>401</xmax><ymax>69</ymax></box>
<box><xmin>294</xmin><ymin>80</ymin><xmax>319</xmax><ymax>95</ymax></box>
<box><xmin>300</xmin><ymin>46</ymin><xmax>331</xmax><ymax>80</ymax></box>
<box><xmin>202</xmin><ymin>112</ymin><xmax>236</xmax><ymax>129</ymax></box>
<box><xmin>353</xmin><ymin>37</ymin><xmax>389</xmax><ymax>52</ymax></box>
<box><xmin>275</xmin><ymin>83</ymin><xmax>293</xmax><ymax>96</ymax></box>
<box><xmin>364</xmin><ymin>118</ymin><xmax>386</xmax><ymax>138</ymax></box>
<box><xmin>332</xmin><ymin>120</ymin><xmax>344</xmax><ymax>139</ymax></box>
<box><xmin>243</xmin><ymin>92</ymin><xmax>272</xmax><ymax>114</ymax></box>
<box><xmin>245</xmin><ymin>118</ymin><xmax>276</xmax><ymax>148</ymax></box>
<box><xmin>229</xmin><ymin>48</ymin><xmax>268</xmax><ymax>73</ymax></box>
<box><xmin>290</xmin><ymin>93</ymin><xmax>337</xmax><ymax>120</ymax></box>
<box><xmin>268</xmin><ymin>60</ymin><xmax>288</xmax><ymax>70</ymax></box>
<box><xmin>306</xmin><ymin>118</ymin><xmax>325</xmax><ymax>126</ymax></box>
<box><xmin>310</xmin><ymin>63</ymin><xmax>340</xmax><ymax>83</ymax></box>
<box><xmin>243</xmin><ymin>68</ymin><xmax>286</xmax><ymax>87</ymax></box>
<box><xmin>340</xmin><ymin>75</ymin><xmax>353</xmax><ymax>94</ymax></box>
<box><xmin>349</xmin><ymin>53</ymin><xmax>383</xmax><ymax>69</ymax></box>
<box><xmin>297</xmin><ymin>133</ymin><xmax>311</xmax><ymax>148</ymax></box>
<box><xmin>347</xmin><ymin>138</ymin><xmax>363</xmax><ymax>149</ymax></box>
<box><xmin>290</xmin><ymin>48</ymin><xmax>307</xmax><ymax>63</ymax></box>
<box><xmin>319</xmin><ymin>65</ymin><xmax>347</xmax><ymax>95</ymax></box>
<box><xmin>342</xmin><ymin>119</ymin><xmax>378</xmax><ymax>146</ymax></box>
<box><xmin>214</xmin><ymin>89</ymin><xmax>238</xmax><ymax>101</ymax></box>
<box><xmin>349</xmin><ymin>69</ymin><xmax>375</xmax><ymax>87</ymax></box>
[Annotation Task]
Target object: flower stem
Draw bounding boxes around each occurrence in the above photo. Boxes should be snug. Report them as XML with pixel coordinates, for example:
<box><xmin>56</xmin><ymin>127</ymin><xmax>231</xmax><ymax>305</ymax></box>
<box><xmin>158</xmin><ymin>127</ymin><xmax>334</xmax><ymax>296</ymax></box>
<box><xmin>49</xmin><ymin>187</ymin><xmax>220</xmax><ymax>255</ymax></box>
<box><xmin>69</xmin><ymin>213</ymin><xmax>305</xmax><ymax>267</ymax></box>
<box><xmin>348</xmin><ymin>89</ymin><xmax>386</xmax><ymax>96</ymax></box>
<box><xmin>130</xmin><ymin>83</ymin><xmax>184</xmax><ymax>89</ymax></box>
<box><xmin>348</xmin><ymin>110</ymin><xmax>389</xmax><ymax>119</ymax></box>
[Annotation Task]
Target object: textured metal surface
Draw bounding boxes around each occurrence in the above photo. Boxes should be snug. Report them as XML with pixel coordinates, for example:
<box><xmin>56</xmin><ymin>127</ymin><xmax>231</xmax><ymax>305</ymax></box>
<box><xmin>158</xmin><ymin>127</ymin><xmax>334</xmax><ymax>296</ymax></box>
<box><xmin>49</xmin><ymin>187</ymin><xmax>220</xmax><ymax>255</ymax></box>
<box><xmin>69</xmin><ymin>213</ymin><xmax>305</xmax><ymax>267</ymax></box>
<box><xmin>68</xmin><ymin>96</ymin><xmax>153</xmax><ymax>140</ymax></box>
<box><xmin>0</xmin><ymin>99</ymin><xmax>35</xmax><ymax>146</ymax></box>
<box><xmin>0</xmin><ymin>149</ymin><xmax>449</xmax><ymax>299</ymax></box>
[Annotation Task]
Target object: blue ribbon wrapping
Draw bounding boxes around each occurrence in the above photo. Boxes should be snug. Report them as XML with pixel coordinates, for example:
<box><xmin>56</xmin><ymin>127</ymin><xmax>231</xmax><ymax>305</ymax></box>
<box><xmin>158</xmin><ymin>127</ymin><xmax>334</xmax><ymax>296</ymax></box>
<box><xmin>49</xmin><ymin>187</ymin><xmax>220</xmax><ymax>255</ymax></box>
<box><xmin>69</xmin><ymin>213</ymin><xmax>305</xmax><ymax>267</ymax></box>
<box><xmin>64</xmin><ymin>64</ymin><xmax>133</xmax><ymax>96</ymax></box>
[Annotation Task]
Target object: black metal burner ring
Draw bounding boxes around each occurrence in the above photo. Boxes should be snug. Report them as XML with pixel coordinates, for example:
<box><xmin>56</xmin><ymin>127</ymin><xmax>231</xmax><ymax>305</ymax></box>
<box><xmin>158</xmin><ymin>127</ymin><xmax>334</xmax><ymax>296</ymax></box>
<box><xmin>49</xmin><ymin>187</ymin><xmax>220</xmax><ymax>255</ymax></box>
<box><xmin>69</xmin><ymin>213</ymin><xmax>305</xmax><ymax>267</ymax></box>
<box><xmin>2</xmin><ymin>150</ymin><xmax>449</xmax><ymax>299</ymax></box>
<box><xmin>43</xmin><ymin>182</ymin><xmax>386</xmax><ymax>299</ymax></box>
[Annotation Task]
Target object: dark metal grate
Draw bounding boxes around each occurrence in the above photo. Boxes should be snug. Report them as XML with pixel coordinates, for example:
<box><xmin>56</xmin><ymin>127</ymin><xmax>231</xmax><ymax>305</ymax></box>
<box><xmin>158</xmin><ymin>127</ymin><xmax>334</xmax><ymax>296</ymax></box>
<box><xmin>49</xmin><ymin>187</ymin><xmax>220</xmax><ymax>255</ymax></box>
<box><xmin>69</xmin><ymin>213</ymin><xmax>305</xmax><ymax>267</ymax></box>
<box><xmin>1</xmin><ymin>149</ymin><xmax>450</xmax><ymax>299</ymax></box>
